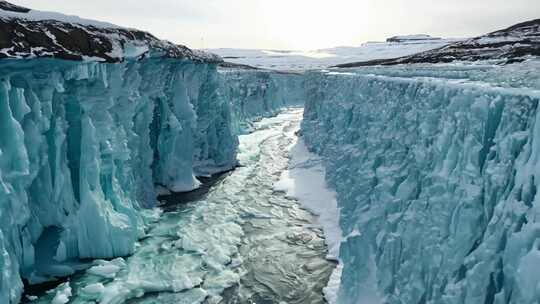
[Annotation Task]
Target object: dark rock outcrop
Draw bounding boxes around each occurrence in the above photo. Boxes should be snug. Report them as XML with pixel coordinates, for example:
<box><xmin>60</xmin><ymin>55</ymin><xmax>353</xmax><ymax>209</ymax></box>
<box><xmin>0</xmin><ymin>1</ymin><xmax>29</xmax><ymax>13</ymax></box>
<box><xmin>386</xmin><ymin>34</ymin><xmax>442</xmax><ymax>43</ymax></box>
<box><xmin>0</xmin><ymin>1</ymin><xmax>222</xmax><ymax>63</ymax></box>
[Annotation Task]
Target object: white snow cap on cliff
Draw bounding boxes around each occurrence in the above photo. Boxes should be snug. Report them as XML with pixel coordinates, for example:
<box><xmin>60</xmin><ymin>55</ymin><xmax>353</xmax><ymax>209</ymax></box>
<box><xmin>0</xmin><ymin>0</ymin><xmax>119</xmax><ymax>28</ymax></box>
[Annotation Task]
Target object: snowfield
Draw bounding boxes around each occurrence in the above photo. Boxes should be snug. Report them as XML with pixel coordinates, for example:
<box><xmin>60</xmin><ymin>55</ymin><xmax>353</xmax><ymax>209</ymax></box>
<box><xmin>207</xmin><ymin>37</ymin><xmax>460</xmax><ymax>70</ymax></box>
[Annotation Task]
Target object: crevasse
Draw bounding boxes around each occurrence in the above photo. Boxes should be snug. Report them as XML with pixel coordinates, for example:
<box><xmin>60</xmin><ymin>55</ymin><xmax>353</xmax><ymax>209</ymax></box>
<box><xmin>300</xmin><ymin>63</ymin><xmax>540</xmax><ymax>304</ymax></box>
<box><xmin>0</xmin><ymin>58</ymin><xmax>301</xmax><ymax>303</ymax></box>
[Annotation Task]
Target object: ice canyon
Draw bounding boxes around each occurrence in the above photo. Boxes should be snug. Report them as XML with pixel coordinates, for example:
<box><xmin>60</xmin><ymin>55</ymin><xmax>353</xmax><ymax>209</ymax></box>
<box><xmin>1</xmin><ymin>1</ymin><xmax>540</xmax><ymax>303</ymax></box>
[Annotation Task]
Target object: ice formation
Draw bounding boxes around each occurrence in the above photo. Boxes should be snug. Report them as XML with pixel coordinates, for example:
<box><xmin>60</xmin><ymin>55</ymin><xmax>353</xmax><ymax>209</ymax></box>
<box><xmin>219</xmin><ymin>69</ymin><xmax>305</xmax><ymax>133</ymax></box>
<box><xmin>26</xmin><ymin>109</ymin><xmax>333</xmax><ymax>304</ymax></box>
<box><xmin>2</xmin><ymin>1</ymin><xmax>540</xmax><ymax>303</ymax></box>
<box><xmin>0</xmin><ymin>1</ymin><xmax>311</xmax><ymax>301</ymax></box>
<box><xmin>0</xmin><ymin>56</ymin><xmax>302</xmax><ymax>304</ymax></box>
<box><xmin>301</xmin><ymin>61</ymin><xmax>540</xmax><ymax>303</ymax></box>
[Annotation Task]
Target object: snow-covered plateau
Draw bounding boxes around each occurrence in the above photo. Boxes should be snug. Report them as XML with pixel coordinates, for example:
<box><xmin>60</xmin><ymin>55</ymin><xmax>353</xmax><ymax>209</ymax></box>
<box><xmin>2</xmin><ymin>1</ymin><xmax>540</xmax><ymax>303</ymax></box>
<box><xmin>208</xmin><ymin>36</ymin><xmax>459</xmax><ymax>71</ymax></box>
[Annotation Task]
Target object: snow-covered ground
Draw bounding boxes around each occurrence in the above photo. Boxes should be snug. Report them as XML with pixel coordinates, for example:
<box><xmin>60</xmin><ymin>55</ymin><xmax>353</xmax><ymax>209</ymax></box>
<box><xmin>208</xmin><ymin>38</ymin><xmax>460</xmax><ymax>70</ymax></box>
<box><xmin>0</xmin><ymin>0</ymin><xmax>119</xmax><ymax>28</ymax></box>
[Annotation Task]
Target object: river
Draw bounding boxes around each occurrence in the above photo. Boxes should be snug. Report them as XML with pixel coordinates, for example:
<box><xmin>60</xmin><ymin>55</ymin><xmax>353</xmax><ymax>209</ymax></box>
<box><xmin>29</xmin><ymin>108</ymin><xmax>335</xmax><ymax>304</ymax></box>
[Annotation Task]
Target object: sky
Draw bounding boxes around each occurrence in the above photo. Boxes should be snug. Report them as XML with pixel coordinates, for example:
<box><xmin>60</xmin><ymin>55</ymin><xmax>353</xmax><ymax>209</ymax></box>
<box><xmin>13</xmin><ymin>0</ymin><xmax>540</xmax><ymax>50</ymax></box>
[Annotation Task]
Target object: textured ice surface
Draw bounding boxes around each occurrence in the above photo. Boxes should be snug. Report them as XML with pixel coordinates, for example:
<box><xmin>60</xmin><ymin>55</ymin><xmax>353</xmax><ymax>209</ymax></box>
<box><xmin>219</xmin><ymin>69</ymin><xmax>304</xmax><ymax>134</ymax></box>
<box><xmin>301</xmin><ymin>60</ymin><xmax>540</xmax><ymax>303</ymax></box>
<box><xmin>0</xmin><ymin>58</ymin><xmax>303</xmax><ymax>303</ymax></box>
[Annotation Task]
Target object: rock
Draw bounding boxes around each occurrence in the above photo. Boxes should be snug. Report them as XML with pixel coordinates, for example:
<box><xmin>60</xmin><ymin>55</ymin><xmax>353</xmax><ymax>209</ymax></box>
<box><xmin>336</xmin><ymin>19</ymin><xmax>540</xmax><ymax>67</ymax></box>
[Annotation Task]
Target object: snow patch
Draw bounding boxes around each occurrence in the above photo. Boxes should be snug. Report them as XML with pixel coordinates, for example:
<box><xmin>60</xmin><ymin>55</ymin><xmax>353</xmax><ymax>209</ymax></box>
<box><xmin>87</xmin><ymin>259</ymin><xmax>125</xmax><ymax>279</ymax></box>
<box><xmin>0</xmin><ymin>4</ymin><xmax>119</xmax><ymax>28</ymax></box>
<box><xmin>274</xmin><ymin>137</ymin><xmax>342</xmax><ymax>259</ymax></box>
<box><xmin>274</xmin><ymin>119</ymin><xmax>344</xmax><ymax>303</ymax></box>
<box><xmin>51</xmin><ymin>282</ymin><xmax>72</xmax><ymax>304</ymax></box>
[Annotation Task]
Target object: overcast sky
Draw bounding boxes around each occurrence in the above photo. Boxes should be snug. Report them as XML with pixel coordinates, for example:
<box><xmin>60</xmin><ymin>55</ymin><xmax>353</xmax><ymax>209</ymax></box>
<box><xmin>13</xmin><ymin>0</ymin><xmax>540</xmax><ymax>50</ymax></box>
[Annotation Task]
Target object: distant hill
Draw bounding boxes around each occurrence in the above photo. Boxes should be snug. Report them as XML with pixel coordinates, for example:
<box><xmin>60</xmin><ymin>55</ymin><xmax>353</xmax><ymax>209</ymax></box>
<box><xmin>336</xmin><ymin>19</ymin><xmax>540</xmax><ymax>67</ymax></box>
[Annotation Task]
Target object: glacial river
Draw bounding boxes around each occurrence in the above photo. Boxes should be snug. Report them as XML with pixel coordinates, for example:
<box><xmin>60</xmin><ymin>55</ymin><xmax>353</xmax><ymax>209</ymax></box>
<box><xmin>30</xmin><ymin>109</ymin><xmax>335</xmax><ymax>304</ymax></box>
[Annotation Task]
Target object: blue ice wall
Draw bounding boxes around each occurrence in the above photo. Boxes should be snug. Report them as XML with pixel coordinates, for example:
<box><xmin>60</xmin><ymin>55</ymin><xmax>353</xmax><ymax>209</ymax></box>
<box><xmin>219</xmin><ymin>69</ymin><xmax>305</xmax><ymax>134</ymax></box>
<box><xmin>0</xmin><ymin>59</ymin><xmax>302</xmax><ymax>303</ymax></box>
<box><xmin>301</xmin><ymin>63</ymin><xmax>540</xmax><ymax>304</ymax></box>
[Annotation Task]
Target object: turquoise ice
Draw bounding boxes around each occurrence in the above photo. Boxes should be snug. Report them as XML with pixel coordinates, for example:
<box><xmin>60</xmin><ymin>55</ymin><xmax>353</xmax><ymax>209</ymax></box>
<box><xmin>301</xmin><ymin>61</ymin><xmax>540</xmax><ymax>304</ymax></box>
<box><xmin>0</xmin><ymin>58</ymin><xmax>302</xmax><ymax>303</ymax></box>
<box><xmin>2</xmin><ymin>37</ymin><xmax>540</xmax><ymax>304</ymax></box>
<box><xmin>27</xmin><ymin>109</ymin><xmax>334</xmax><ymax>304</ymax></box>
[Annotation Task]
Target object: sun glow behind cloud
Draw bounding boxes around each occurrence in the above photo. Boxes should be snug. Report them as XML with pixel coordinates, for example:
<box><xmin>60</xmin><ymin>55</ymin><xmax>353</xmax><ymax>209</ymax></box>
<box><xmin>12</xmin><ymin>0</ymin><xmax>540</xmax><ymax>50</ymax></box>
<box><xmin>256</xmin><ymin>0</ymin><xmax>368</xmax><ymax>49</ymax></box>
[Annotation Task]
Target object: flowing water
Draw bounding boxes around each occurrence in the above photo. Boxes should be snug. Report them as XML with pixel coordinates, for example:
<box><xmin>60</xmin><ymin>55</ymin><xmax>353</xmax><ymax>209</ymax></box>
<box><xmin>29</xmin><ymin>109</ymin><xmax>335</xmax><ymax>304</ymax></box>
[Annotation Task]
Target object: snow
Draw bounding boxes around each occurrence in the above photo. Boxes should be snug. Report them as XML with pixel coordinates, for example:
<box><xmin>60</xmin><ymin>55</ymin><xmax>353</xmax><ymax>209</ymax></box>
<box><xmin>0</xmin><ymin>3</ymin><xmax>119</xmax><ymax>28</ymax></box>
<box><xmin>273</xmin><ymin>108</ymin><xmax>385</xmax><ymax>304</ymax></box>
<box><xmin>275</xmin><ymin>135</ymin><xmax>342</xmax><ymax>260</ymax></box>
<box><xmin>51</xmin><ymin>282</ymin><xmax>71</xmax><ymax>304</ymax></box>
<box><xmin>0</xmin><ymin>52</ymin><xmax>303</xmax><ymax>303</ymax></box>
<box><xmin>80</xmin><ymin>283</ymin><xmax>105</xmax><ymax>295</ymax></box>
<box><xmin>274</xmin><ymin>135</ymin><xmax>344</xmax><ymax>302</ymax></box>
<box><xmin>324</xmin><ymin>263</ymin><xmax>343</xmax><ymax>304</ymax></box>
<box><xmin>87</xmin><ymin>260</ymin><xmax>123</xmax><ymax>278</ymax></box>
<box><xmin>207</xmin><ymin>38</ymin><xmax>460</xmax><ymax>70</ymax></box>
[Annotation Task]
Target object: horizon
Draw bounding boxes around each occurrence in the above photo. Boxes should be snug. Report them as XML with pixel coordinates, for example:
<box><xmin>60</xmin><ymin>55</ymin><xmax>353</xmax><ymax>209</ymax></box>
<box><xmin>10</xmin><ymin>0</ymin><xmax>540</xmax><ymax>50</ymax></box>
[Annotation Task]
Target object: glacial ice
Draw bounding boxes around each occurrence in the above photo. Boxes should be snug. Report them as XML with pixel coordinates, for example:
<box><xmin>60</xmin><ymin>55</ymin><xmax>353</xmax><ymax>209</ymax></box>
<box><xmin>0</xmin><ymin>57</ymin><xmax>302</xmax><ymax>303</ymax></box>
<box><xmin>300</xmin><ymin>61</ymin><xmax>540</xmax><ymax>304</ymax></box>
<box><xmin>25</xmin><ymin>109</ymin><xmax>333</xmax><ymax>304</ymax></box>
<box><xmin>219</xmin><ymin>69</ymin><xmax>305</xmax><ymax>134</ymax></box>
<box><xmin>51</xmin><ymin>282</ymin><xmax>71</xmax><ymax>304</ymax></box>
<box><xmin>3</xmin><ymin>23</ymin><xmax>539</xmax><ymax>304</ymax></box>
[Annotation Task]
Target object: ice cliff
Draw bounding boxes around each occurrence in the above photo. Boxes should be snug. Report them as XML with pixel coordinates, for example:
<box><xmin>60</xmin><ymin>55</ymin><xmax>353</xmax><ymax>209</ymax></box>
<box><xmin>219</xmin><ymin>69</ymin><xmax>304</xmax><ymax>133</ymax></box>
<box><xmin>0</xmin><ymin>2</ymin><xmax>302</xmax><ymax>303</ymax></box>
<box><xmin>301</xmin><ymin>62</ymin><xmax>540</xmax><ymax>303</ymax></box>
